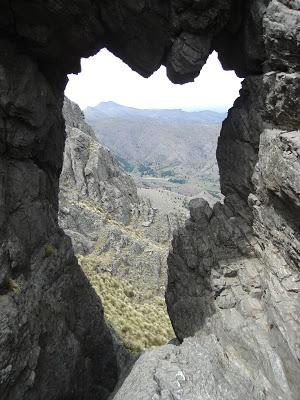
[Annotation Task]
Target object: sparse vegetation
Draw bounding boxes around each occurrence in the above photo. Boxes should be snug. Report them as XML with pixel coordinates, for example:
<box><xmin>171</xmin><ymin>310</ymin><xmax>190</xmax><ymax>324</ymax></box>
<box><xmin>160</xmin><ymin>170</ymin><xmax>175</xmax><ymax>177</ymax></box>
<box><xmin>44</xmin><ymin>244</ymin><xmax>55</xmax><ymax>257</ymax></box>
<box><xmin>138</xmin><ymin>163</ymin><xmax>157</xmax><ymax>177</ymax></box>
<box><xmin>116</xmin><ymin>155</ymin><xmax>135</xmax><ymax>172</ymax></box>
<box><xmin>169</xmin><ymin>178</ymin><xmax>187</xmax><ymax>184</ymax></box>
<box><xmin>6</xmin><ymin>278</ymin><xmax>21</xmax><ymax>294</ymax></box>
<box><xmin>86</xmin><ymin>103</ymin><xmax>223</xmax><ymax>200</ymax></box>
<box><xmin>79</xmin><ymin>257</ymin><xmax>175</xmax><ymax>353</ymax></box>
<box><xmin>137</xmin><ymin>187</ymin><xmax>189</xmax><ymax>217</ymax></box>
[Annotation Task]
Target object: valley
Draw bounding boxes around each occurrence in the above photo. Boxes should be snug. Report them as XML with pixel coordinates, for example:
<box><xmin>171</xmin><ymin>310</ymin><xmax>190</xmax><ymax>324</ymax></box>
<box><xmin>59</xmin><ymin>98</ymin><xmax>191</xmax><ymax>354</ymax></box>
<box><xmin>85</xmin><ymin>101</ymin><xmax>225</xmax><ymax>208</ymax></box>
<box><xmin>1</xmin><ymin>3</ymin><xmax>299</xmax><ymax>399</ymax></box>
<box><xmin>59</xmin><ymin>99</ymin><xmax>225</xmax><ymax>355</ymax></box>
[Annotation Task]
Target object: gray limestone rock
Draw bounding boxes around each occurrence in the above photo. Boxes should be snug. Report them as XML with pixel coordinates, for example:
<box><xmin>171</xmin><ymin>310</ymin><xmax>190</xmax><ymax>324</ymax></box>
<box><xmin>166</xmin><ymin>32</ymin><xmax>212</xmax><ymax>83</ymax></box>
<box><xmin>189</xmin><ymin>198</ymin><xmax>212</xmax><ymax>226</ymax></box>
<box><xmin>0</xmin><ymin>1</ymin><xmax>299</xmax><ymax>399</ymax></box>
<box><xmin>0</xmin><ymin>42</ymin><xmax>118</xmax><ymax>400</ymax></box>
<box><xmin>114</xmin><ymin>335</ymin><xmax>288</xmax><ymax>400</ymax></box>
<box><xmin>264</xmin><ymin>0</ymin><xmax>300</xmax><ymax>72</ymax></box>
<box><xmin>61</xmin><ymin>97</ymin><xmax>138</xmax><ymax>228</ymax></box>
<box><xmin>163</xmin><ymin>4</ymin><xmax>300</xmax><ymax>400</ymax></box>
<box><xmin>59</xmin><ymin>98</ymin><xmax>185</xmax><ymax>295</ymax></box>
<box><xmin>115</xmin><ymin>1</ymin><xmax>300</xmax><ymax>399</ymax></box>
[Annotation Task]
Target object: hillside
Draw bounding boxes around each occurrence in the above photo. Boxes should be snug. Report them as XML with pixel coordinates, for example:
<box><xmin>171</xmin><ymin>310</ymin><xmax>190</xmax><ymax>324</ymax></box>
<box><xmin>85</xmin><ymin>102</ymin><xmax>225</xmax><ymax>200</ymax></box>
<box><xmin>59</xmin><ymin>98</ymin><xmax>188</xmax><ymax>353</ymax></box>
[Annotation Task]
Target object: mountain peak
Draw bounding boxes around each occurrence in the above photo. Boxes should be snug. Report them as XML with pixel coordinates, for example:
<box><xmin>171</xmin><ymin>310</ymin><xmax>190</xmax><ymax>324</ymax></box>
<box><xmin>85</xmin><ymin>101</ymin><xmax>226</xmax><ymax>124</ymax></box>
<box><xmin>98</xmin><ymin>101</ymin><xmax>124</xmax><ymax>107</ymax></box>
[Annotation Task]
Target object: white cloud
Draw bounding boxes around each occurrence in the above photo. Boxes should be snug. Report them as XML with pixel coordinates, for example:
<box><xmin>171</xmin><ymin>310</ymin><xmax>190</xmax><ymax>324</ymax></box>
<box><xmin>65</xmin><ymin>49</ymin><xmax>242</xmax><ymax>112</ymax></box>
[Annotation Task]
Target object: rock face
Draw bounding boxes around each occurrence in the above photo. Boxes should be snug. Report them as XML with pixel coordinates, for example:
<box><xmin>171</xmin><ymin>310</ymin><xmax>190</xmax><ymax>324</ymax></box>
<box><xmin>59</xmin><ymin>97</ymin><xmax>185</xmax><ymax>295</ymax></box>
<box><xmin>115</xmin><ymin>2</ymin><xmax>300</xmax><ymax>400</ymax></box>
<box><xmin>0</xmin><ymin>1</ymin><xmax>299</xmax><ymax>399</ymax></box>
<box><xmin>60</xmin><ymin>98</ymin><xmax>139</xmax><ymax>253</ymax></box>
<box><xmin>0</xmin><ymin>43</ymin><xmax>118</xmax><ymax>400</ymax></box>
<box><xmin>59</xmin><ymin>98</ymin><xmax>179</xmax><ymax>354</ymax></box>
<box><xmin>114</xmin><ymin>336</ymin><xmax>275</xmax><ymax>400</ymax></box>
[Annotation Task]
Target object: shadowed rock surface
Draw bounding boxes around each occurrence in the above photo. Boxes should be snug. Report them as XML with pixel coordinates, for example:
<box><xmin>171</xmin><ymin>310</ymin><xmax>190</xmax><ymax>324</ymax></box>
<box><xmin>0</xmin><ymin>1</ymin><xmax>299</xmax><ymax>399</ymax></box>
<box><xmin>59</xmin><ymin>98</ymin><xmax>185</xmax><ymax>296</ymax></box>
<box><xmin>0</xmin><ymin>42</ymin><xmax>118</xmax><ymax>400</ymax></box>
<box><xmin>114</xmin><ymin>2</ymin><xmax>300</xmax><ymax>400</ymax></box>
<box><xmin>59</xmin><ymin>98</ymin><xmax>181</xmax><ymax>355</ymax></box>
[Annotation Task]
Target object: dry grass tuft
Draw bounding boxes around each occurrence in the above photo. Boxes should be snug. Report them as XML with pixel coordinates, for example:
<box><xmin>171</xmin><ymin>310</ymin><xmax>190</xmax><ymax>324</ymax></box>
<box><xmin>6</xmin><ymin>278</ymin><xmax>21</xmax><ymax>294</ymax></box>
<box><xmin>79</xmin><ymin>256</ymin><xmax>175</xmax><ymax>353</ymax></box>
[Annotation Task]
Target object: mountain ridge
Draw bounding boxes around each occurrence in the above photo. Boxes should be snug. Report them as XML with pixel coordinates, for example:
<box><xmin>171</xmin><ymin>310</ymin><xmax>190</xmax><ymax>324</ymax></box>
<box><xmin>59</xmin><ymin>98</ymin><xmax>186</xmax><ymax>353</ymax></box>
<box><xmin>85</xmin><ymin>101</ymin><xmax>224</xmax><ymax>200</ymax></box>
<box><xmin>85</xmin><ymin>101</ymin><xmax>227</xmax><ymax>124</ymax></box>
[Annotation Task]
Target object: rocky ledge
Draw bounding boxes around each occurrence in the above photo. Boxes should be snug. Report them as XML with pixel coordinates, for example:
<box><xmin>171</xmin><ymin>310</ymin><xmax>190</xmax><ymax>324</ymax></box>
<box><xmin>0</xmin><ymin>0</ymin><xmax>299</xmax><ymax>399</ymax></box>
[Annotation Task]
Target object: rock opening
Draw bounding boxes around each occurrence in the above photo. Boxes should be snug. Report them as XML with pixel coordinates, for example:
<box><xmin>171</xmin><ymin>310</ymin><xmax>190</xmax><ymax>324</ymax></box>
<box><xmin>0</xmin><ymin>1</ymin><xmax>299</xmax><ymax>399</ymax></box>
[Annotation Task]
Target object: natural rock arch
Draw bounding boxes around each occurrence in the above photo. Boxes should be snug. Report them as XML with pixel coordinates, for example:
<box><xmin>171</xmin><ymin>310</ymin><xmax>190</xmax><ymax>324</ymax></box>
<box><xmin>0</xmin><ymin>1</ymin><xmax>299</xmax><ymax>399</ymax></box>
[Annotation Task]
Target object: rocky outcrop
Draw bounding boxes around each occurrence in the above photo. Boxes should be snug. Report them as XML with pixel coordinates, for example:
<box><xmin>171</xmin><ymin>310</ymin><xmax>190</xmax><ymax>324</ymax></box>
<box><xmin>60</xmin><ymin>97</ymin><xmax>139</xmax><ymax>253</ymax></box>
<box><xmin>0</xmin><ymin>0</ymin><xmax>265</xmax><ymax>82</ymax></box>
<box><xmin>59</xmin><ymin>98</ymin><xmax>179</xmax><ymax>354</ymax></box>
<box><xmin>0</xmin><ymin>1</ymin><xmax>299</xmax><ymax>399</ymax></box>
<box><xmin>0</xmin><ymin>43</ymin><xmax>118</xmax><ymax>399</ymax></box>
<box><xmin>113</xmin><ymin>2</ymin><xmax>300</xmax><ymax>400</ymax></box>
<box><xmin>59</xmin><ymin>98</ymin><xmax>184</xmax><ymax>295</ymax></box>
<box><xmin>114</xmin><ymin>336</ymin><xmax>278</xmax><ymax>400</ymax></box>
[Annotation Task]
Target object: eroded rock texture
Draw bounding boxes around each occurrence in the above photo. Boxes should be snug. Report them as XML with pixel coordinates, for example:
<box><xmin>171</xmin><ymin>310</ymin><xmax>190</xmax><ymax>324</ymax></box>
<box><xmin>60</xmin><ymin>98</ymin><xmax>139</xmax><ymax>252</ymax></box>
<box><xmin>0</xmin><ymin>42</ymin><xmax>118</xmax><ymax>400</ymax></box>
<box><xmin>116</xmin><ymin>2</ymin><xmax>300</xmax><ymax>400</ymax></box>
<box><xmin>59</xmin><ymin>98</ymin><xmax>184</xmax><ymax>297</ymax></box>
<box><xmin>0</xmin><ymin>0</ymin><xmax>299</xmax><ymax>399</ymax></box>
<box><xmin>163</xmin><ymin>4</ymin><xmax>300</xmax><ymax>400</ymax></box>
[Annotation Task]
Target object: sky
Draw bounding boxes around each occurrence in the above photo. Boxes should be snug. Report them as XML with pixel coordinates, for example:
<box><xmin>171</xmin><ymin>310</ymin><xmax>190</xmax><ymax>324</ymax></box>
<box><xmin>65</xmin><ymin>49</ymin><xmax>242</xmax><ymax>113</ymax></box>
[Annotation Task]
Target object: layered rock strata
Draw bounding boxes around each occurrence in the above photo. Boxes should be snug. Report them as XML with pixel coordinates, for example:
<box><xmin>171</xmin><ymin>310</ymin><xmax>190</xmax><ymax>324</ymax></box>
<box><xmin>59</xmin><ymin>98</ymin><xmax>184</xmax><ymax>296</ymax></box>
<box><xmin>0</xmin><ymin>1</ymin><xmax>299</xmax><ymax>399</ymax></box>
<box><xmin>60</xmin><ymin>98</ymin><xmax>139</xmax><ymax>253</ymax></box>
<box><xmin>116</xmin><ymin>2</ymin><xmax>300</xmax><ymax>400</ymax></box>
<box><xmin>0</xmin><ymin>43</ymin><xmax>118</xmax><ymax>400</ymax></box>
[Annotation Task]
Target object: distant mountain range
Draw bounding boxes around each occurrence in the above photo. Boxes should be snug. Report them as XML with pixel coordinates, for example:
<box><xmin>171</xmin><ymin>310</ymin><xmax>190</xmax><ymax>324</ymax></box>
<box><xmin>86</xmin><ymin>101</ymin><xmax>227</xmax><ymax>124</ymax></box>
<box><xmin>85</xmin><ymin>101</ymin><xmax>226</xmax><ymax>198</ymax></box>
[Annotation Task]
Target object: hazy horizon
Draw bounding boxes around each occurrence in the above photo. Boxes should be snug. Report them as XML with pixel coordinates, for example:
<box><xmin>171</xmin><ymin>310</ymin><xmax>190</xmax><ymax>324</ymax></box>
<box><xmin>66</xmin><ymin>49</ymin><xmax>242</xmax><ymax>113</ymax></box>
<box><xmin>85</xmin><ymin>100</ymin><xmax>228</xmax><ymax>114</ymax></box>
